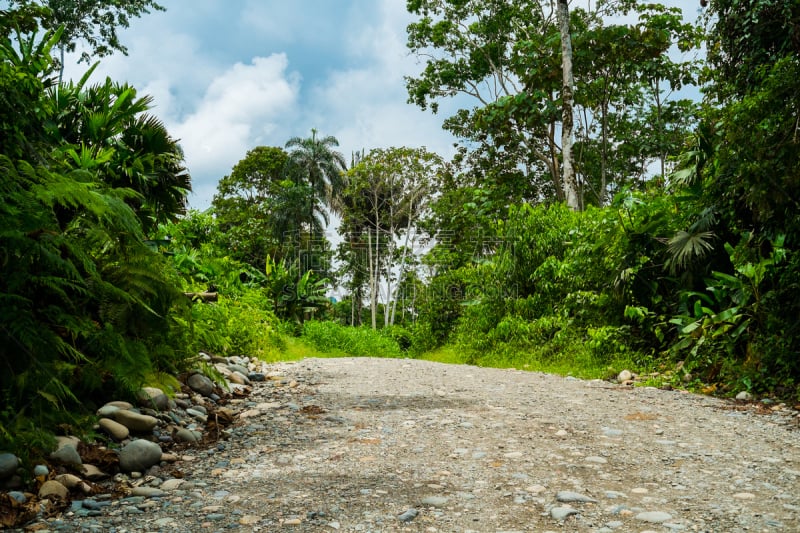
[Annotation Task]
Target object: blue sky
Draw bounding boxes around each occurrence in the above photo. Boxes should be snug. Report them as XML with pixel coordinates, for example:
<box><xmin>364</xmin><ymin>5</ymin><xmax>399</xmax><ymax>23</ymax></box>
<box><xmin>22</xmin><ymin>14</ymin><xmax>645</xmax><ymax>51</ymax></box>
<box><xmin>63</xmin><ymin>0</ymin><xmax>464</xmax><ymax>210</ymax></box>
<box><xmin>62</xmin><ymin>0</ymin><xmax>702</xmax><ymax>211</ymax></box>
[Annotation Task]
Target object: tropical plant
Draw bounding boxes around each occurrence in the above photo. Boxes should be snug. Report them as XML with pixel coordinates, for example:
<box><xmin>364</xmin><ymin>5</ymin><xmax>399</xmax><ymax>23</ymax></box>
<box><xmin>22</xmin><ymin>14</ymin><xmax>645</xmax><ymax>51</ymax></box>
<box><xmin>6</xmin><ymin>0</ymin><xmax>165</xmax><ymax>80</ymax></box>
<box><xmin>405</xmin><ymin>0</ymin><xmax>703</xmax><ymax>208</ymax></box>
<box><xmin>264</xmin><ymin>255</ymin><xmax>330</xmax><ymax>324</ymax></box>
<box><xmin>46</xmin><ymin>72</ymin><xmax>191</xmax><ymax>232</ymax></box>
<box><xmin>284</xmin><ymin>128</ymin><xmax>347</xmax><ymax>229</ymax></box>
<box><xmin>340</xmin><ymin>147</ymin><xmax>442</xmax><ymax>328</ymax></box>
<box><xmin>0</xmin><ymin>10</ymin><xmax>192</xmax><ymax>458</ymax></box>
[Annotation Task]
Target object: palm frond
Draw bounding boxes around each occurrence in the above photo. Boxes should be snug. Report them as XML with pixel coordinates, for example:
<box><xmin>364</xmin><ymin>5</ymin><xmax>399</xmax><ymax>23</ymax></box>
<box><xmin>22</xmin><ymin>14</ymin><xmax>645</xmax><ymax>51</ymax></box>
<box><xmin>666</xmin><ymin>229</ymin><xmax>716</xmax><ymax>273</ymax></box>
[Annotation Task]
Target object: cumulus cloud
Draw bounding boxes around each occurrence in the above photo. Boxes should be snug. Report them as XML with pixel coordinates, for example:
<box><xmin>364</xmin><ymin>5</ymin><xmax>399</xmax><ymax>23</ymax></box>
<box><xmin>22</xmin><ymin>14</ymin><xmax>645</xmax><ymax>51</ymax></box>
<box><xmin>305</xmin><ymin>0</ymin><xmax>459</xmax><ymax>158</ymax></box>
<box><xmin>172</xmin><ymin>54</ymin><xmax>300</xmax><ymax>204</ymax></box>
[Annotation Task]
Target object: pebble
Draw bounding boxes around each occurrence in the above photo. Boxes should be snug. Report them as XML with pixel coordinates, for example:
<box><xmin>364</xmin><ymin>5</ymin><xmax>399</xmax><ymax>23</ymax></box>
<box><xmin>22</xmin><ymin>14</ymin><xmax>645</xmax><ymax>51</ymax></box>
<box><xmin>8</xmin><ymin>490</ymin><xmax>26</xmax><ymax>503</ymax></box>
<box><xmin>50</xmin><ymin>443</ymin><xmax>82</xmax><ymax>466</ymax></box>
<box><xmin>113</xmin><ymin>409</ymin><xmax>159</xmax><ymax>432</ymax></box>
<box><xmin>174</xmin><ymin>428</ymin><xmax>202</xmax><ymax>443</ymax></box>
<box><xmin>160</xmin><ymin>478</ymin><xmax>185</xmax><ymax>491</ymax></box>
<box><xmin>98</xmin><ymin>417</ymin><xmax>130</xmax><ymax>440</ymax></box>
<box><xmin>187</xmin><ymin>373</ymin><xmax>214</xmax><ymax>396</ymax></box>
<box><xmin>421</xmin><ymin>495</ymin><xmax>448</xmax><ymax>507</ymax></box>
<box><xmin>398</xmin><ymin>508</ymin><xmax>418</xmax><ymax>522</ymax></box>
<box><xmin>556</xmin><ymin>491</ymin><xmax>597</xmax><ymax>503</ymax></box>
<box><xmin>550</xmin><ymin>506</ymin><xmax>580</xmax><ymax>520</ymax></box>
<box><xmin>118</xmin><ymin>439</ymin><xmax>163</xmax><ymax>472</ymax></box>
<box><xmin>137</xmin><ymin>386</ymin><xmax>169</xmax><ymax>410</ymax></box>
<box><xmin>54</xmin><ymin>473</ymin><xmax>82</xmax><ymax>489</ymax></box>
<box><xmin>38</xmin><ymin>479</ymin><xmax>69</xmax><ymax>499</ymax></box>
<box><xmin>96</xmin><ymin>404</ymin><xmax>121</xmax><ymax>417</ymax></box>
<box><xmin>130</xmin><ymin>486</ymin><xmax>166</xmax><ymax>497</ymax></box>
<box><xmin>0</xmin><ymin>453</ymin><xmax>19</xmax><ymax>479</ymax></box>
<box><xmin>635</xmin><ymin>511</ymin><xmax>673</xmax><ymax>523</ymax></box>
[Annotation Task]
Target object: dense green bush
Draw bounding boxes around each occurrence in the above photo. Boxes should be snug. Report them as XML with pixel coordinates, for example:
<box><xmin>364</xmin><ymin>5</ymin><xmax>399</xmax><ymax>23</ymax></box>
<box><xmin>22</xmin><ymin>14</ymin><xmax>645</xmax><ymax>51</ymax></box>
<box><xmin>0</xmin><ymin>13</ymin><xmax>200</xmax><ymax>458</ymax></box>
<box><xmin>301</xmin><ymin>321</ymin><xmax>403</xmax><ymax>358</ymax></box>
<box><xmin>181</xmin><ymin>291</ymin><xmax>285</xmax><ymax>361</ymax></box>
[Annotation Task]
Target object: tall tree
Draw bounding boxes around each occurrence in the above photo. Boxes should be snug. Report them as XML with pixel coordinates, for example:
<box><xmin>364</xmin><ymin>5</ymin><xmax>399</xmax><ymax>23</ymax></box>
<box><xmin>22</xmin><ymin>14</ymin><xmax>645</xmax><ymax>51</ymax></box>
<box><xmin>211</xmin><ymin>146</ymin><xmax>312</xmax><ymax>267</ymax></box>
<box><xmin>557</xmin><ymin>0</ymin><xmax>579</xmax><ymax>210</ymax></box>
<box><xmin>285</xmin><ymin>128</ymin><xmax>347</xmax><ymax>226</ymax></box>
<box><xmin>405</xmin><ymin>0</ymin><xmax>702</xmax><ymax>206</ymax></box>
<box><xmin>341</xmin><ymin>147</ymin><xmax>442</xmax><ymax>328</ymax></box>
<box><xmin>701</xmin><ymin>0</ymin><xmax>800</xmax><ymax>234</ymax></box>
<box><xmin>6</xmin><ymin>0</ymin><xmax>165</xmax><ymax>80</ymax></box>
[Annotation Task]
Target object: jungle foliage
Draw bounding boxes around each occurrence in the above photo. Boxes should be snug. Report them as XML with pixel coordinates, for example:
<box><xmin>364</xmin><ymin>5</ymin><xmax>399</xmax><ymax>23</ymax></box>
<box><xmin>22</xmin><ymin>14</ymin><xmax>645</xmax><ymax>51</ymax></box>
<box><xmin>2</xmin><ymin>0</ymin><xmax>799</xmax><ymax>466</ymax></box>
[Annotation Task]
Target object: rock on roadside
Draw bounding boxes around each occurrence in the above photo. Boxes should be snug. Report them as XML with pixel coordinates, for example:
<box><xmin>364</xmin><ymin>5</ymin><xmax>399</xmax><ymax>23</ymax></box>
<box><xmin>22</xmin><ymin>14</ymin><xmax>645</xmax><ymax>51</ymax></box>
<box><xmin>118</xmin><ymin>439</ymin><xmax>162</xmax><ymax>473</ymax></box>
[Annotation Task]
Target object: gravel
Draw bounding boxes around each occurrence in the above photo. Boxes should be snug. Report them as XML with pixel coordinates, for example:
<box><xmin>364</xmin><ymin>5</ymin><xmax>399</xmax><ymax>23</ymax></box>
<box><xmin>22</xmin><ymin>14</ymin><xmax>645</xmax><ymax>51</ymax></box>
<box><xmin>14</xmin><ymin>357</ymin><xmax>800</xmax><ymax>532</ymax></box>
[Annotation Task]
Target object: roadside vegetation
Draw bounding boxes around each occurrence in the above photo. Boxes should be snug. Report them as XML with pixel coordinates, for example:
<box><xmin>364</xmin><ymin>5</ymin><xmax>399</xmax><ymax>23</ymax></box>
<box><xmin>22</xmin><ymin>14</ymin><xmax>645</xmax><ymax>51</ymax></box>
<box><xmin>2</xmin><ymin>0</ymin><xmax>799</xmax><ymax>464</ymax></box>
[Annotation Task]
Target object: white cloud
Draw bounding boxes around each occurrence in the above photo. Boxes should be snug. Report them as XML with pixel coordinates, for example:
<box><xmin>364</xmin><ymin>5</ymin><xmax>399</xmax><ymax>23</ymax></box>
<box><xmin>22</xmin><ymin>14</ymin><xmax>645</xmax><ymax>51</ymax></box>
<box><xmin>172</xmin><ymin>54</ymin><xmax>300</xmax><ymax>206</ymax></box>
<box><xmin>303</xmin><ymin>0</ymin><xmax>458</xmax><ymax>159</ymax></box>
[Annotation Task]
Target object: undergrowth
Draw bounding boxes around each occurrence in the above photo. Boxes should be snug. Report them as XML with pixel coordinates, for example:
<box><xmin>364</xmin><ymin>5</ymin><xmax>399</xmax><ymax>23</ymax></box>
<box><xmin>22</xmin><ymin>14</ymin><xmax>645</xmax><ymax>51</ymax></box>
<box><xmin>301</xmin><ymin>321</ymin><xmax>404</xmax><ymax>358</ymax></box>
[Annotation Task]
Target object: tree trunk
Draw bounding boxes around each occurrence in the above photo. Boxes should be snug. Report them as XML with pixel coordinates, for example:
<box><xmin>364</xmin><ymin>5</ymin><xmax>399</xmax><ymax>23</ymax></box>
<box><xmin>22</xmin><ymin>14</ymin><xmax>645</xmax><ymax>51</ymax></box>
<box><xmin>367</xmin><ymin>227</ymin><xmax>379</xmax><ymax>330</ymax></box>
<box><xmin>557</xmin><ymin>0</ymin><xmax>580</xmax><ymax>211</ymax></box>
<box><xmin>350</xmin><ymin>289</ymin><xmax>355</xmax><ymax>326</ymax></box>
<box><xmin>390</xmin><ymin>219</ymin><xmax>415</xmax><ymax>326</ymax></box>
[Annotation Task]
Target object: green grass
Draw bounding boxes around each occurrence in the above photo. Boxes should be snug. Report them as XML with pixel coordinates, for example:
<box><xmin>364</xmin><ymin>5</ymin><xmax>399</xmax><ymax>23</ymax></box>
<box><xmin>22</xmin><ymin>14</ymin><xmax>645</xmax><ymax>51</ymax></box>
<box><xmin>419</xmin><ymin>346</ymin><xmax>635</xmax><ymax>380</ymax></box>
<box><xmin>263</xmin><ymin>320</ymin><xmax>640</xmax><ymax>384</ymax></box>
<box><xmin>263</xmin><ymin>336</ymin><xmax>329</xmax><ymax>362</ymax></box>
<box><xmin>419</xmin><ymin>345</ymin><xmax>469</xmax><ymax>365</ymax></box>
<box><xmin>301</xmin><ymin>321</ymin><xmax>404</xmax><ymax>358</ymax></box>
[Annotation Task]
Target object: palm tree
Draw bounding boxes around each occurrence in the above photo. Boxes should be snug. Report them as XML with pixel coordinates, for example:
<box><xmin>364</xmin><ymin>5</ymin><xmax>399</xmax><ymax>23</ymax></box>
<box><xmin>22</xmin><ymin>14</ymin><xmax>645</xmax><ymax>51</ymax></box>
<box><xmin>284</xmin><ymin>128</ymin><xmax>347</xmax><ymax>234</ymax></box>
<box><xmin>47</xmin><ymin>75</ymin><xmax>191</xmax><ymax>232</ymax></box>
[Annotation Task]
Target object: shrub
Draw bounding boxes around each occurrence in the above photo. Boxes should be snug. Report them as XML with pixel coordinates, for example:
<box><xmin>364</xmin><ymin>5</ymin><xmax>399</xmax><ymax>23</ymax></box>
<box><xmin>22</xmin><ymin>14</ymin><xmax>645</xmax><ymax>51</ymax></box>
<box><xmin>301</xmin><ymin>321</ymin><xmax>403</xmax><ymax>358</ymax></box>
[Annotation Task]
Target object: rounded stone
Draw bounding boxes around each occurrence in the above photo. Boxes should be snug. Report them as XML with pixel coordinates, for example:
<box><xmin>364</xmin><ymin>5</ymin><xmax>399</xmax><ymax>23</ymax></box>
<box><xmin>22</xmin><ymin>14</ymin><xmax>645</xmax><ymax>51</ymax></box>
<box><xmin>187</xmin><ymin>373</ymin><xmax>214</xmax><ymax>396</ymax></box>
<box><xmin>229</xmin><ymin>371</ymin><xmax>250</xmax><ymax>385</ymax></box>
<box><xmin>33</xmin><ymin>464</ymin><xmax>49</xmax><ymax>477</ymax></box>
<box><xmin>227</xmin><ymin>364</ymin><xmax>249</xmax><ymax>376</ymax></box>
<box><xmin>99</xmin><ymin>417</ymin><xmax>130</xmax><ymax>440</ymax></box>
<box><xmin>173</xmin><ymin>428</ymin><xmax>202</xmax><ymax>443</ymax></box>
<box><xmin>119</xmin><ymin>439</ymin><xmax>163</xmax><ymax>473</ymax></box>
<box><xmin>131</xmin><ymin>486</ymin><xmax>166</xmax><ymax>498</ymax></box>
<box><xmin>635</xmin><ymin>511</ymin><xmax>672</xmax><ymax>523</ymax></box>
<box><xmin>55</xmin><ymin>473</ymin><xmax>82</xmax><ymax>489</ymax></box>
<box><xmin>97</xmin><ymin>404</ymin><xmax>121</xmax><ymax>418</ymax></box>
<box><xmin>736</xmin><ymin>391</ymin><xmax>753</xmax><ymax>401</ymax></box>
<box><xmin>39</xmin><ymin>480</ymin><xmax>69</xmax><ymax>500</ymax></box>
<box><xmin>104</xmin><ymin>400</ymin><xmax>134</xmax><ymax>410</ymax></box>
<box><xmin>81</xmin><ymin>464</ymin><xmax>108</xmax><ymax>480</ymax></box>
<box><xmin>0</xmin><ymin>453</ymin><xmax>19</xmax><ymax>479</ymax></box>
<box><xmin>56</xmin><ymin>435</ymin><xmax>80</xmax><ymax>449</ymax></box>
<box><xmin>51</xmin><ymin>443</ymin><xmax>82</xmax><ymax>466</ymax></box>
<box><xmin>551</xmin><ymin>506</ymin><xmax>580</xmax><ymax>521</ymax></box>
<box><xmin>137</xmin><ymin>387</ymin><xmax>170</xmax><ymax>411</ymax></box>
<box><xmin>160</xmin><ymin>478</ymin><xmax>186</xmax><ymax>491</ymax></box>
<box><xmin>421</xmin><ymin>495</ymin><xmax>449</xmax><ymax>507</ymax></box>
<box><xmin>185</xmin><ymin>408</ymin><xmax>208</xmax><ymax>421</ymax></box>
<box><xmin>214</xmin><ymin>364</ymin><xmax>233</xmax><ymax>377</ymax></box>
<box><xmin>114</xmin><ymin>409</ymin><xmax>159</xmax><ymax>433</ymax></box>
<box><xmin>556</xmin><ymin>491</ymin><xmax>597</xmax><ymax>503</ymax></box>
<box><xmin>617</xmin><ymin>369</ymin><xmax>633</xmax><ymax>382</ymax></box>
<box><xmin>397</xmin><ymin>508</ymin><xmax>418</xmax><ymax>523</ymax></box>
<box><xmin>8</xmin><ymin>491</ymin><xmax>26</xmax><ymax>503</ymax></box>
